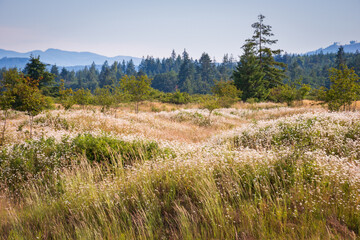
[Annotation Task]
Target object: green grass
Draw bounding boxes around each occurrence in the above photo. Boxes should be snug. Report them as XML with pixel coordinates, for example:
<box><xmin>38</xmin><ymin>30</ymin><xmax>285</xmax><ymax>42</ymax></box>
<box><xmin>1</xmin><ymin>112</ymin><xmax>360</xmax><ymax>239</ymax></box>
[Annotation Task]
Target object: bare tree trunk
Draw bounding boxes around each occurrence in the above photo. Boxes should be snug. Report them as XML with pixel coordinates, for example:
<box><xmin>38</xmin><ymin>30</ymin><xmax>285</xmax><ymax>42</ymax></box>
<box><xmin>135</xmin><ymin>102</ymin><xmax>139</xmax><ymax>114</ymax></box>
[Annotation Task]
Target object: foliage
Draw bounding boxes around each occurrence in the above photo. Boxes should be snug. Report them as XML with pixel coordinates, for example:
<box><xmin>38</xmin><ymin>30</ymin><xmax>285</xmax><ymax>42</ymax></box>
<box><xmin>120</xmin><ymin>74</ymin><xmax>152</xmax><ymax>113</ymax></box>
<box><xmin>201</xmin><ymin>80</ymin><xmax>240</xmax><ymax>122</ymax></box>
<box><xmin>233</xmin><ymin>15</ymin><xmax>286</xmax><ymax>101</ymax></box>
<box><xmin>247</xmin><ymin>14</ymin><xmax>286</xmax><ymax>89</ymax></box>
<box><xmin>212</xmin><ymin>80</ymin><xmax>241</xmax><ymax>107</ymax></box>
<box><xmin>152</xmin><ymin>71</ymin><xmax>177</xmax><ymax>92</ymax></box>
<box><xmin>94</xmin><ymin>87</ymin><xmax>115</xmax><ymax>113</ymax></box>
<box><xmin>178</xmin><ymin>50</ymin><xmax>195</xmax><ymax>93</ymax></box>
<box><xmin>323</xmin><ymin>65</ymin><xmax>360</xmax><ymax>111</ymax></box>
<box><xmin>11</xmin><ymin>75</ymin><xmax>49</xmax><ymax>138</ymax></box>
<box><xmin>171</xmin><ymin>111</ymin><xmax>210</xmax><ymax>126</ymax></box>
<box><xmin>277</xmin><ymin>51</ymin><xmax>360</xmax><ymax>89</ymax></box>
<box><xmin>0</xmin><ymin>74</ymin><xmax>15</xmax><ymax>145</ymax></box>
<box><xmin>8</xmin><ymin>50</ymin><xmax>357</xmax><ymax>95</ymax></box>
<box><xmin>59</xmin><ymin>80</ymin><xmax>75</xmax><ymax>110</ymax></box>
<box><xmin>73</xmin><ymin>88</ymin><xmax>93</xmax><ymax>106</ymax></box>
<box><xmin>24</xmin><ymin>55</ymin><xmax>57</xmax><ymax>96</ymax></box>
<box><xmin>161</xmin><ymin>90</ymin><xmax>191</xmax><ymax>104</ymax></box>
<box><xmin>335</xmin><ymin>46</ymin><xmax>346</xmax><ymax>69</ymax></box>
<box><xmin>72</xmin><ymin>134</ymin><xmax>170</xmax><ymax>165</ymax></box>
<box><xmin>201</xmin><ymin>97</ymin><xmax>220</xmax><ymax>123</ymax></box>
<box><xmin>0</xmin><ymin>134</ymin><xmax>173</xmax><ymax>194</ymax></box>
<box><xmin>233</xmin><ymin>42</ymin><xmax>267</xmax><ymax>102</ymax></box>
<box><xmin>269</xmin><ymin>80</ymin><xmax>311</xmax><ymax>106</ymax></box>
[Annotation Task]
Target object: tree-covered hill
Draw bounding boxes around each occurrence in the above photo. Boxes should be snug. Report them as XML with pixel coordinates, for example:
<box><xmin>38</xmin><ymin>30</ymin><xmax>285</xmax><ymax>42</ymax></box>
<box><xmin>276</xmin><ymin>51</ymin><xmax>360</xmax><ymax>88</ymax></box>
<box><xmin>1</xmin><ymin>49</ymin><xmax>359</xmax><ymax>94</ymax></box>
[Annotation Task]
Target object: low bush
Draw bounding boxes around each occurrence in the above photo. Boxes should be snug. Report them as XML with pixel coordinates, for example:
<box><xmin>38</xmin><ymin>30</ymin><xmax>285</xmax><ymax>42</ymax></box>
<box><xmin>72</xmin><ymin>133</ymin><xmax>173</xmax><ymax>164</ymax></box>
<box><xmin>171</xmin><ymin>111</ymin><xmax>210</xmax><ymax>126</ymax></box>
<box><xmin>0</xmin><ymin>134</ymin><xmax>174</xmax><ymax>194</ymax></box>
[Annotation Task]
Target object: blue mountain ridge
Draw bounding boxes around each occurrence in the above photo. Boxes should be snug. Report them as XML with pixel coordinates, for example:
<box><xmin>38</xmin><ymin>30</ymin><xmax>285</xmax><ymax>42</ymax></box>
<box><xmin>1</xmin><ymin>42</ymin><xmax>359</xmax><ymax>69</ymax></box>
<box><xmin>0</xmin><ymin>48</ymin><xmax>142</xmax><ymax>69</ymax></box>
<box><xmin>306</xmin><ymin>41</ymin><xmax>360</xmax><ymax>55</ymax></box>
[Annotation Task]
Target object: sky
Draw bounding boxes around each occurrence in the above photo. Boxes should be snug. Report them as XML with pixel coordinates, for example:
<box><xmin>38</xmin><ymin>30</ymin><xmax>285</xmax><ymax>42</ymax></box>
<box><xmin>0</xmin><ymin>0</ymin><xmax>359</xmax><ymax>60</ymax></box>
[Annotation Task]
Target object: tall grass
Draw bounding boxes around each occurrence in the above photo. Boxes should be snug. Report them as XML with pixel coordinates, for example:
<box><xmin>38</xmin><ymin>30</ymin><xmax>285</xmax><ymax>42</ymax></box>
<box><xmin>0</xmin><ymin>109</ymin><xmax>359</xmax><ymax>239</ymax></box>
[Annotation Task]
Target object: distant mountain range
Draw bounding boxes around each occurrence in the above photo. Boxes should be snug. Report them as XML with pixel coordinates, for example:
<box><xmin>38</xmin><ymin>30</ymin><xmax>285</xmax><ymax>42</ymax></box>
<box><xmin>306</xmin><ymin>41</ymin><xmax>360</xmax><ymax>55</ymax></box>
<box><xmin>0</xmin><ymin>48</ymin><xmax>142</xmax><ymax>69</ymax></box>
<box><xmin>0</xmin><ymin>42</ymin><xmax>359</xmax><ymax>70</ymax></box>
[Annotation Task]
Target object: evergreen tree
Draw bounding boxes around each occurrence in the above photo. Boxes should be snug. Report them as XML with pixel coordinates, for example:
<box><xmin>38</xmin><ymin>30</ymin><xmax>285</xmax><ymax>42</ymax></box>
<box><xmin>99</xmin><ymin>61</ymin><xmax>110</xmax><ymax>88</ymax></box>
<box><xmin>88</xmin><ymin>62</ymin><xmax>99</xmax><ymax>91</ymax></box>
<box><xmin>178</xmin><ymin>50</ymin><xmax>195</xmax><ymax>93</ymax></box>
<box><xmin>50</xmin><ymin>65</ymin><xmax>60</xmax><ymax>82</ymax></box>
<box><xmin>335</xmin><ymin>46</ymin><xmax>346</xmax><ymax>69</ymax></box>
<box><xmin>126</xmin><ymin>59</ymin><xmax>137</xmax><ymax>76</ymax></box>
<box><xmin>152</xmin><ymin>71</ymin><xmax>177</xmax><ymax>92</ymax></box>
<box><xmin>198</xmin><ymin>53</ymin><xmax>215</xmax><ymax>90</ymax></box>
<box><xmin>60</xmin><ymin>67</ymin><xmax>69</xmax><ymax>81</ymax></box>
<box><xmin>248</xmin><ymin>14</ymin><xmax>286</xmax><ymax>89</ymax></box>
<box><xmin>218</xmin><ymin>54</ymin><xmax>235</xmax><ymax>81</ymax></box>
<box><xmin>121</xmin><ymin>60</ymin><xmax>127</xmax><ymax>73</ymax></box>
<box><xmin>233</xmin><ymin>41</ymin><xmax>267</xmax><ymax>101</ymax></box>
<box><xmin>24</xmin><ymin>55</ymin><xmax>57</xmax><ymax>96</ymax></box>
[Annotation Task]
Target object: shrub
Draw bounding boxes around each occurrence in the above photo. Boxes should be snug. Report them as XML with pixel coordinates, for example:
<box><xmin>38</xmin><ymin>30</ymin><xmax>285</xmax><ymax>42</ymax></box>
<box><xmin>72</xmin><ymin>134</ymin><xmax>170</xmax><ymax>165</ymax></box>
<box><xmin>0</xmin><ymin>137</ymin><xmax>74</xmax><ymax>193</ymax></box>
<box><xmin>0</xmin><ymin>134</ymin><xmax>174</xmax><ymax>194</ymax></box>
<box><xmin>171</xmin><ymin>111</ymin><xmax>210</xmax><ymax>126</ymax></box>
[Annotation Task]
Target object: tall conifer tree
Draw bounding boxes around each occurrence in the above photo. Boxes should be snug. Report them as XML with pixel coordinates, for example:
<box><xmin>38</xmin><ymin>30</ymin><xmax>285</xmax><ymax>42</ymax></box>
<box><xmin>248</xmin><ymin>14</ymin><xmax>286</xmax><ymax>89</ymax></box>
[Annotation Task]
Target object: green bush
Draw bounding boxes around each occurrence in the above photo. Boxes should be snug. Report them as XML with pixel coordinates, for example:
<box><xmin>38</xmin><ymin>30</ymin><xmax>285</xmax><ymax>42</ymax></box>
<box><xmin>0</xmin><ymin>134</ymin><xmax>174</xmax><ymax>193</ymax></box>
<box><xmin>0</xmin><ymin>137</ymin><xmax>74</xmax><ymax>193</ymax></box>
<box><xmin>72</xmin><ymin>134</ymin><xmax>171</xmax><ymax>165</ymax></box>
<box><xmin>171</xmin><ymin>111</ymin><xmax>210</xmax><ymax>126</ymax></box>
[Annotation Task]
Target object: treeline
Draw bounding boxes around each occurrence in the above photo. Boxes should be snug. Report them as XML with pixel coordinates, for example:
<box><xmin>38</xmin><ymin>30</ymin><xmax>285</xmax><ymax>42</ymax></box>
<box><xmin>277</xmin><ymin>50</ymin><xmax>360</xmax><ymax>88</ymax></box>
<box><xmin>0</xmin><ymin>50</ymin><xmax>359</xmax><ymax>97</ymax></box>
<box><xmin>45</xmin><ymin>50</ymin><xmax>360</xmax><ymax>94</ymax></box>
<box><xmin>10</xmin><ymin>50</ymin><xmax>236</xmax><ymax>95</ymax></box>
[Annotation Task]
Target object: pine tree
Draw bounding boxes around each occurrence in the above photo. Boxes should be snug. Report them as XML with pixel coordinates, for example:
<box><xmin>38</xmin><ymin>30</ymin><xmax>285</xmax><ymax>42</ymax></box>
<box><xmin>248</xmin><ymin>14</ymin><xmax>286</xmax><ymax>89</ymax></box>
<box><xmin>50</xmin><ymin>65</ymin><xmax>60</xmax><ymax>82</ymax></box>
<box><xmin>88</xmin><ymin>62</ymin><xmax>99</xmax><ymax>91</ymax></box>
<box><xmin>335</xmin><ymin>46</ymin><xmax>346</xmax><ymax>69</ymax></box>
<box><xmin>178</xmin><ymin>50</ymin><xmax>195</xmax><ymax>93</ymax></box>
<box><xmin>199</xmin><ymin>53</ymin><xmax>215</xmax><ymax>85</ymax></box>
<box><xmin>233</xmin><ymin>41</ymin><xmax>267</xmax><ymax>101</ymax></box>
<box><xmin>24</xmin><ymin>55</ymin><xmax>57</xmax><ymax>96</ymax></box>
<box><xmin>126</xmin><ymin>60</ymin><xmax>137</xmax><ymax>76</ymax></box>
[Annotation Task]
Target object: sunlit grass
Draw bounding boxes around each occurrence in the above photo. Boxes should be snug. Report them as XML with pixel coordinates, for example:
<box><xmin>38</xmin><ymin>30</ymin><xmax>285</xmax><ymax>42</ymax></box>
<box><xmin>0</xmin><ymin>103</ymin><xmax>359</xmax><ymax>239</ymax></box>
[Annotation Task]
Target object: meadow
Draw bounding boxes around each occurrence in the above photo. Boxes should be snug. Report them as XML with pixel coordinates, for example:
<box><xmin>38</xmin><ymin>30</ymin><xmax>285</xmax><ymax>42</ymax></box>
<box><xmin>0</xmin><ymin>101</ymin><xmax>359</xmax><ymax>239</ymax></box>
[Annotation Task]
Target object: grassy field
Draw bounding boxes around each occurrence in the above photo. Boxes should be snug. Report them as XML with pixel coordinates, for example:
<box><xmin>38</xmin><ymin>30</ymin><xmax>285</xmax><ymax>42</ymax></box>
<box><xmin>0</xmin><ymin>101</ymin><xmax>360</xmax><ymax>239</ymax></box>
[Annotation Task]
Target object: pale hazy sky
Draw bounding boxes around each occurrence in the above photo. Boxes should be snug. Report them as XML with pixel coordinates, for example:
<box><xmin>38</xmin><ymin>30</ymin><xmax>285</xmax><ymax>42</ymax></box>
<box><xmin>0</xmin><ymin>0</ymin><xmax>359</xmax><ymax>60</ymax></box>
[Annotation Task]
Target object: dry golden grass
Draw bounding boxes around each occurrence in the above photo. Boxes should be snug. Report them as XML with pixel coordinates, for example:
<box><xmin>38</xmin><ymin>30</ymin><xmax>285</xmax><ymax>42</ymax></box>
<box><xmin>4</xmin><ymin>99</ymin><xmax>359</xmax><ymax>146</ymax></box>
<box><xmin>1</xmin><ymin>102</ymin><xmax>360</xmax><ymax>239</ymax></box>
<box><xmin>0</xmin><ymin>101</ymin><xmax>329</xmax><ymax>146</ymax></box>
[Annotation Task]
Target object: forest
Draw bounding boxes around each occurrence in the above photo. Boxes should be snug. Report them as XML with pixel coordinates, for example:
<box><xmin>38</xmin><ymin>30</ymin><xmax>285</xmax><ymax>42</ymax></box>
<box><xmin>1</xmin><ymin>49</ymin><xmax>358</xmax><ymax>94</ymax></box>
